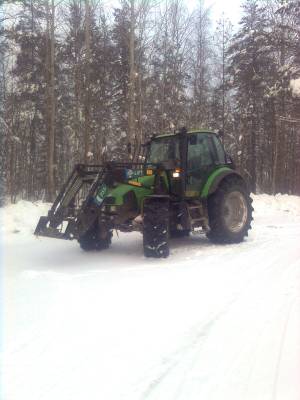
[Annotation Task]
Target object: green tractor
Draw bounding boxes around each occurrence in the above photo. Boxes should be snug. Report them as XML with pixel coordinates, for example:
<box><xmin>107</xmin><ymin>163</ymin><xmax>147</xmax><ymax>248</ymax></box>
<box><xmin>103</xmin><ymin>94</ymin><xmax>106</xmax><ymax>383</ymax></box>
<box><xmin>35</xmin><ymin>128</ymin><xmax>253</xmax><ymax>258</ymax></box>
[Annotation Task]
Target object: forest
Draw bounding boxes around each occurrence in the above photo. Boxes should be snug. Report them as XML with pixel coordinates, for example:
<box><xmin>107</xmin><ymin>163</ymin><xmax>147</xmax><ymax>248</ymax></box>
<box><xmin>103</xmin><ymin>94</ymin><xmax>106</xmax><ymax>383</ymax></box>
<box><xmin>0</xmin><ymin>0</ymin><xmax>299</xmax><ymax>203</ymax></box>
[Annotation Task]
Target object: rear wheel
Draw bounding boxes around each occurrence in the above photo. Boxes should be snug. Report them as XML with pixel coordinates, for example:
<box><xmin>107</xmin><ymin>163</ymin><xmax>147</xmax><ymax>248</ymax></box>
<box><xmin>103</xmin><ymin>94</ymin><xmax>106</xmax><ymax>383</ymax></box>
<box><xmin>207</xmin><ymin>177</ymin><xmax>253</xmax><ymax>244</ymax></box>
<box><xmin>143</xmin><ymin>198</ymin><xmax>170</xmax><ymax>258</ymax></box>
<box><xmin>78</xmin><ymin>221</ymin><xmax>112</xmax><ymax>251</ymax></box>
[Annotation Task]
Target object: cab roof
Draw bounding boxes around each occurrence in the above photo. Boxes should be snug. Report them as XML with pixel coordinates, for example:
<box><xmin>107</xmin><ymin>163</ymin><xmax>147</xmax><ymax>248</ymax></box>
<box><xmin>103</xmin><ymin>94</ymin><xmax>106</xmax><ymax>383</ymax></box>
<box><xmin>154</xmin><ymin>129</ymin><xmax>217</xmax><ymax>139</ymax></box>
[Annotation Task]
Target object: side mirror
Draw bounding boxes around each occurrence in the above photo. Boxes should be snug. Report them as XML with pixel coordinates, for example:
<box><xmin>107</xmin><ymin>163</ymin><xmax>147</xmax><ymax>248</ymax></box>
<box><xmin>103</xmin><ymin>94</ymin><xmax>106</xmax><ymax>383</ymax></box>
<box><xmin>226</xmin><ymin>153</ymin><xmax>235</xmax><ymax>168</ymax></box>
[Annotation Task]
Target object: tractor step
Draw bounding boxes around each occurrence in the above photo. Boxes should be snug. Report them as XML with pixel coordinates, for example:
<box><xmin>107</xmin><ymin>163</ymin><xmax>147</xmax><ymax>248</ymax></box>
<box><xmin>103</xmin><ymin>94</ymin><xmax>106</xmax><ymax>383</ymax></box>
<box><xmin>187</xmin><ymin>203</ymin><xmax>204</xmax><ymax>228</ymax></box>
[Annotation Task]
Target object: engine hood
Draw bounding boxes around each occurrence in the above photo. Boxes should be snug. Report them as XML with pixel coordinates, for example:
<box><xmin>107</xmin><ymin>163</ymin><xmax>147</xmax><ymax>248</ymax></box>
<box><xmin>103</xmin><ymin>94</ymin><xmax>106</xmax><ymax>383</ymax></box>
<box><xmin>95</xmin><ymin>174</ymin><xmax>155</xmax><ymax>208</ymax></box>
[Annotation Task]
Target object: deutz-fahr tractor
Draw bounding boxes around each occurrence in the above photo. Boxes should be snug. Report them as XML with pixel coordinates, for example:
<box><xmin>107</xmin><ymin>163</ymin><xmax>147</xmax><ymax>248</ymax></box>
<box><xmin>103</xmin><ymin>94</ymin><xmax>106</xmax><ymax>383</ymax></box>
<box><xmin>35</xmin><ymin>128</ymin><xmax>253</xmax><ymax>258</ymax></box>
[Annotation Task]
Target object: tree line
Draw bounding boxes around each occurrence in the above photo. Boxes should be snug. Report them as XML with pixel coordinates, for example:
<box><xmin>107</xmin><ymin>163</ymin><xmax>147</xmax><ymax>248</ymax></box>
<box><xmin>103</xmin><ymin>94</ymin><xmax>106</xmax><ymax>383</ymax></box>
<box><xmin>0</xmin><ymin>0</ymin><xmax>299</xmax><ymax>203</ymax></box>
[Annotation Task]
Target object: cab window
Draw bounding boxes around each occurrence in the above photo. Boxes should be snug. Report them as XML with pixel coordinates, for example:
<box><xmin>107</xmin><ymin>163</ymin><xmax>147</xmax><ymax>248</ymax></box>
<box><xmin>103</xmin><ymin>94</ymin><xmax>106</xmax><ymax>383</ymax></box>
<box><xmin>188</xmin><ymin>133</ymin><xmax>215</xmax><ymax>170</ymax></box>
<box><xmin>212</xmin><ymin>135</ymin><xmax>226</xmax><ymax>164</ymax></box>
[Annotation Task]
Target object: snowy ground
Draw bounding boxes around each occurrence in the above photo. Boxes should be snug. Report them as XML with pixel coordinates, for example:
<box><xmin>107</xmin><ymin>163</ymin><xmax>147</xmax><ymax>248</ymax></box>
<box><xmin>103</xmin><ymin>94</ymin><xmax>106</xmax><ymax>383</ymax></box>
<box><xmin>1</xmin><ymin>194</ymin><xmax>300</xmax><ymax>400</ymax></box>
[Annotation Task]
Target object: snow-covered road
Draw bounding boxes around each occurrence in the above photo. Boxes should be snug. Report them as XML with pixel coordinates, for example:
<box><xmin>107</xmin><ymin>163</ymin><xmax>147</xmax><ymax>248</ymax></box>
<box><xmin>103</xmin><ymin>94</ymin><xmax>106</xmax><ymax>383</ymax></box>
<box><xmin>1</xmin><ymin>195</ymin><xmax>300</xmax><ymax>400</ymax></box>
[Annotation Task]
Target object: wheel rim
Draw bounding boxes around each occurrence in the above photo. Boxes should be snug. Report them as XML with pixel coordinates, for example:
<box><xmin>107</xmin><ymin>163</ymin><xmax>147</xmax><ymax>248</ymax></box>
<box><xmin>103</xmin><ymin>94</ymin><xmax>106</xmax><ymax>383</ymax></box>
<box><xmin>223</xmin><ymin>191</ymin><xmax>248</xmax><ymax>233</ymax></box>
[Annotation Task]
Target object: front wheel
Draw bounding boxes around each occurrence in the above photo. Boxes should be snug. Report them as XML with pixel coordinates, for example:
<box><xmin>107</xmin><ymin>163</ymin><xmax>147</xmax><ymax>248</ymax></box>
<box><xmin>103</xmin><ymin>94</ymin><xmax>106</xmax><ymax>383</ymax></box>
<box><xmin>143</xmin><ymin>197</ymin><xmax>170</xmax><ymax>258</ymax></box>
<box><xmin>207</xmin><ymin>177</ymin><xmax>253</xmax><ymax>244</ymax></box>
<box><xmin>78</xmin><ymin>221</ymin><xmax>112</xmax><ymax>251</ymax></box>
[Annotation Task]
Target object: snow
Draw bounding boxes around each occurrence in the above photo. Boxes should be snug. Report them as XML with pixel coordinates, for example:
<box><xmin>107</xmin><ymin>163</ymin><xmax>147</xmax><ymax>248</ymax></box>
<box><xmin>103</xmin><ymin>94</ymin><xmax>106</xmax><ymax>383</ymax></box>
<box><xmin>1</xmin><ymin>195</ymin><xmax>300</xmax><ymax>400</ymax></box>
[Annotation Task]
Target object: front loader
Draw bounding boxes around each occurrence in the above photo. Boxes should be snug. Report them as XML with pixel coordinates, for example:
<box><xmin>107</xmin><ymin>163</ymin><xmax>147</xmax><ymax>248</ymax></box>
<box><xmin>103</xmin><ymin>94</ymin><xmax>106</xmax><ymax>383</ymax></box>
<box><xmin>35</xmin><ymin>128</ymin><xmax>253</xmax><ymax>258</ymax></box>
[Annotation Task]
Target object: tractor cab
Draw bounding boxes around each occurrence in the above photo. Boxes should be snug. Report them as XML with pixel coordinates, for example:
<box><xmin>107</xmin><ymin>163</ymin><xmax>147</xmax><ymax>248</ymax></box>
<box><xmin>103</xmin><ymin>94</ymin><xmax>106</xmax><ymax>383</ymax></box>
<box><xmin>147</xmin><ymin>130</ymin><xmax>231</xmax><ymax>197</ymax></box>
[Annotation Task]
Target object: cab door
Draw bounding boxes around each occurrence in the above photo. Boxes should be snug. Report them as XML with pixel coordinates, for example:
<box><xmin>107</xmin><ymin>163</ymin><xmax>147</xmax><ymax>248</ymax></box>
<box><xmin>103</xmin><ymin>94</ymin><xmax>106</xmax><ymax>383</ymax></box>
<box><xmin>186</xmin><ymin>133</ymin><xmax>217</xmax><ymax>196</ymax></box>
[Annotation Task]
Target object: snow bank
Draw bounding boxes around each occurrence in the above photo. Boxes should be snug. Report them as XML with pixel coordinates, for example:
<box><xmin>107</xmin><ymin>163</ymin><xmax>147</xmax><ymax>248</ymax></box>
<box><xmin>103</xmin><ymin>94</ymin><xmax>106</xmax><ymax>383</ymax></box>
<box><xmin>1</xmin><ymin>194</ymin><xmax>300</xmax><ymax>238</ymax></box>
<box><xmin>252</xmin><ymin>193</ymin><xmax>300</xmax><ymax>217</ymax></box>
<box><xmin>0</xmin><ymin>200</ymin><xmax>50</xmax><ymax>236</ymax></box>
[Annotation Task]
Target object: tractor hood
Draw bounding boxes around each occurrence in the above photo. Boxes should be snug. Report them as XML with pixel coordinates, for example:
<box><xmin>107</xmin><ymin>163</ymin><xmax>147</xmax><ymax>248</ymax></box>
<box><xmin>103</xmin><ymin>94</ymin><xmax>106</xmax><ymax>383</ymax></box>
<box><xmin>94</xmin><ymin>172</ymin><xmax>155</xmax><ymax>208</ymax></box>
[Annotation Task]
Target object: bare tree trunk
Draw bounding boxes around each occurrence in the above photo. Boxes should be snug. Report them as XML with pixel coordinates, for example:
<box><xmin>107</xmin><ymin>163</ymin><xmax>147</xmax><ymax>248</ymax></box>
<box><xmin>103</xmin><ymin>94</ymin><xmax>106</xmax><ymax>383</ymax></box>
<box><xmin>221</xmin><ymin>16</ymin><xmax>225</xmax><ymax>137</ymax></box>
<box><xmin>84</xmin><ymin>0</ymin><xmax>91</xmax><ymax>163</ymax></box>
<box><xmin>276</xmin><ymin>1</ymin><xmax>286</xmax><ymax>193</ymax></box>
<box><xmin>74</xmin><ymin>15</ymin><xmax>81</xmax><ymax>164</ymax></box>
<box><xmin>46</xmin><ymin>0</ymin><xmax>55</xmax><ymax>201</ymax></box>
<box><xmin>271</xmin><ymin>100</ymin><xmax>279</xmax><ymax>194</ymax></box>
<box><xmin>9</xmin><ymin>141</ymin><xmax>15</xmax><ymax>202</ymax></box>
<box><xmin>128</xmin><ymin>0</ymin><xmax>135</xmax><ymax>155</ymax></box>
<box><xmin>251</xmin><ymin>116</ymin><xmax>257</xmax><ymax>193</ymax></box>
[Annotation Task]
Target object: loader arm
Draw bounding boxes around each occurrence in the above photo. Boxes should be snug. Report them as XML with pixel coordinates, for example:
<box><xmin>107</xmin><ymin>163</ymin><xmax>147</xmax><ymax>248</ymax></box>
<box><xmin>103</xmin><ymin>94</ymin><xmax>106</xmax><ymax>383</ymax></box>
<box><xmin>34</xmin><ymin>164</ymin><xmax>104</xmax><ymax>239</ymax></box>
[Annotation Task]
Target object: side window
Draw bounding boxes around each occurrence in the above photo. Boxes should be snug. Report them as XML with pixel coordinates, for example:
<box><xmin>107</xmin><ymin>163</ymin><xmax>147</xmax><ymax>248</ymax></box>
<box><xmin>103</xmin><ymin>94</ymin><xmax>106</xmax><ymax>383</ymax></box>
<box><xmin>188</xmin><ymin>134</ymin><xmax>214</xmax><ymax>170</ymax></box>
<box><xmin>212</xmin><ymin>135</ymin><xmax>226</xmax><ymax>164</ymax></box>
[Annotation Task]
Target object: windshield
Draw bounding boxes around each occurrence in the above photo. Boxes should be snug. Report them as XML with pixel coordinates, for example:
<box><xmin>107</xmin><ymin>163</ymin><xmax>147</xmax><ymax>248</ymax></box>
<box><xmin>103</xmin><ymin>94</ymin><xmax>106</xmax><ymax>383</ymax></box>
<box><xmin>147</xmin><ymin>137</ymin><xmax>179</xmax><ymax>164</ymax></box>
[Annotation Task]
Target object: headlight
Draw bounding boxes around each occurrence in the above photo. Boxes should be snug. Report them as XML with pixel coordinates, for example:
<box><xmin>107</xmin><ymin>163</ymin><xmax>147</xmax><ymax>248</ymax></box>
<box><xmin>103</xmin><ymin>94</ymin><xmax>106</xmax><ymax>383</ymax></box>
<box><xmin>172</xmin><ymin>168</ymin><xmax>181</xmax><ymax>178</ymax></box>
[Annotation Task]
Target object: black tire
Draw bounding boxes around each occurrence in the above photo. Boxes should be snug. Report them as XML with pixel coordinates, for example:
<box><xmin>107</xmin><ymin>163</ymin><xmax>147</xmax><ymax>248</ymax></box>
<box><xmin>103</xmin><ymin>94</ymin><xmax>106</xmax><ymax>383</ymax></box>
<box><xmin>78</xmin><ymin>221</ymin><xmax>112</xmax><ymax>251</ymax></box>
<box><xmin>143</xmin><ymin>198</ymin><xmax>170</xmax><ymax>258</ymax></box>
<box><xmin>207</xmin><ymin>176</ymin><xmax>253</xmax><ymax>244</ymax></box>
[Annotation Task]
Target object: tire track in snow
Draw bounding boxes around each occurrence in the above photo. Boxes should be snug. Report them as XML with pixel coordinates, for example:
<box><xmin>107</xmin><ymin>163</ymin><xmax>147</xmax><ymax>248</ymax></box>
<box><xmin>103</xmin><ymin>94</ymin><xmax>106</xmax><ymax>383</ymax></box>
<box><xmin>132</xmin><ymin>284</ymin><xmax>257</xmax><ymax>400</ymax></box>
<box><xmin>271</xmin><ymin>297</ymin><xmax>296</xmax><ymax>400</ymax></box>
<box><xmin>138</xmin><ymin>307</ymin><xmax>231</xmax><ymax>400</ymax></box>
<box><xmin>269</xmin><ymin>258</ymin><xmax>300</xmax><ymax>400</ymax></box>
<box><xmin>238</xmin><ymin>257</ymin><xmax>300</xmax><ymax>400</ymax></box>
<box><xmin>172</xmin><ymin>249</ymin><xmax>296</xmax><ymax>400</ymax></box>
<box><xmin>131</xmin><ymin>243</ymin><xmax>300</xmax><ymax>400</ymax></box>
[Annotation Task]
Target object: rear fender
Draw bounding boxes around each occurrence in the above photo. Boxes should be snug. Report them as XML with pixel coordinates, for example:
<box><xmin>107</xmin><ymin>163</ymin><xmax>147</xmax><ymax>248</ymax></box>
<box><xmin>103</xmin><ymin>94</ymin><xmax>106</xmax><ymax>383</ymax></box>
<box><xmin>201</xmin><ymin>168</ymin><xmax>245</xmax><ymax>198</ymax></box>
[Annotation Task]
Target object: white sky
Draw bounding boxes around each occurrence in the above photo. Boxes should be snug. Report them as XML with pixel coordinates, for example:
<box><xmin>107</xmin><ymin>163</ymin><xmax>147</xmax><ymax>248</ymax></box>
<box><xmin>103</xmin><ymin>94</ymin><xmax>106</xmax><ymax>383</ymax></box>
<box><xmin>3</xmin><ymin>0</ymin><xmax>243</xmax><ymax>31</ymax></box>
<box><xmin>103</xmin><ymin>0</ymin><xmax>243</xmax><ymax>28</ymax></box>
<box><xmin>186</xmin><ymin>0</ymin><xmax>243</xmax><ymax>26</ymax></box>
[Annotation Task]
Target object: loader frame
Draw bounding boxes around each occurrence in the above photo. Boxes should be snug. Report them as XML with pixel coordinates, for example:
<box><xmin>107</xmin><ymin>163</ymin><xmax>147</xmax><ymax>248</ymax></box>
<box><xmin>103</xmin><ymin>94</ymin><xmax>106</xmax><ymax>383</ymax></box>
<box><xmin>34</xmin><ymin>161</ymin><xmax>152</xmax><ymax>240</ymax></box>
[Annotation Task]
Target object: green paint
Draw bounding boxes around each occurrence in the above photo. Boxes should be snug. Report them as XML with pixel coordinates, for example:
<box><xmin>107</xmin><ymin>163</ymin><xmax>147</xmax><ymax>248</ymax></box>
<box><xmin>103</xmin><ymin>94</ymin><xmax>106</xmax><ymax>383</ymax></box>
<box><xmin>135</xmin><ymin>174</ymin><xmax>155</xmax><ymax>188</ymax></box>
<box><xmin>103</xmin><ymin>175</ymin><xmax>155</xmax><ymax>207</ymax></box>
<box><xmin>201</xmin><ymin>167</ymin><xmax>232</xmax><ymax>198</ymax></box>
